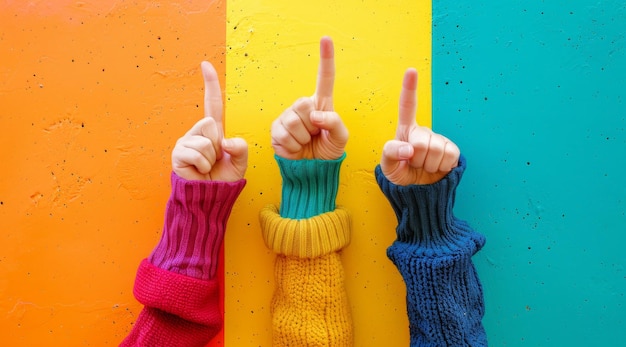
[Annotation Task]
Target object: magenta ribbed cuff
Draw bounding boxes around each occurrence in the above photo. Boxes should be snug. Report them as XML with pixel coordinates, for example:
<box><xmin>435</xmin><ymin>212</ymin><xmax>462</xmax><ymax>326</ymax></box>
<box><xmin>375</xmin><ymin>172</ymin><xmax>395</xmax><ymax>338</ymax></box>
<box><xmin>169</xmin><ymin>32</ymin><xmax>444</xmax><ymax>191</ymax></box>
<box><xmin>148</xmin><ymin>172</ymin><xmax>246</xmax><ymax>281</ymax></box>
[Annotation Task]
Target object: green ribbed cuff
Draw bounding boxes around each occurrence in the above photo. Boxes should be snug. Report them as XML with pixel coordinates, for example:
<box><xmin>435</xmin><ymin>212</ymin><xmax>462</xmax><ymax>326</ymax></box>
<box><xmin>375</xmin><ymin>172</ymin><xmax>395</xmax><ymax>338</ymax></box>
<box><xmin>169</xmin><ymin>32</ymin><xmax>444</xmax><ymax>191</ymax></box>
<box><xmin>276</xmin><ymin>153</ymin><xmax>345</xmax><ymax>219</ymax></box>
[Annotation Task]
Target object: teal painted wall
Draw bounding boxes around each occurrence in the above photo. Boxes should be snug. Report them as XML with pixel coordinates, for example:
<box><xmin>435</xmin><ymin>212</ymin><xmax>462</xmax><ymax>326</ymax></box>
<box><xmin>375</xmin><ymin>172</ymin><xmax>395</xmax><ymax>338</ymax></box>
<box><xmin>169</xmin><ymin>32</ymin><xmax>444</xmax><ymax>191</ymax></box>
<box><xmin>433</xmin><ymin>1</ymin><xmax>626</xmax><ymax>345</ymax></box>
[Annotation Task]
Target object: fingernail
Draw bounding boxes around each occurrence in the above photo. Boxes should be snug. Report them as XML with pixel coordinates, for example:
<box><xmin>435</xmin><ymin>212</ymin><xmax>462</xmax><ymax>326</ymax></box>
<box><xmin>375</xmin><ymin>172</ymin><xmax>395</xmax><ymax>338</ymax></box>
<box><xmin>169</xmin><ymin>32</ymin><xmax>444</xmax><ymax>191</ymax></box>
<box><xmin>399</xmin><ymin>145</ymin><xmax>411</xmax><ymax>158</ymax></box>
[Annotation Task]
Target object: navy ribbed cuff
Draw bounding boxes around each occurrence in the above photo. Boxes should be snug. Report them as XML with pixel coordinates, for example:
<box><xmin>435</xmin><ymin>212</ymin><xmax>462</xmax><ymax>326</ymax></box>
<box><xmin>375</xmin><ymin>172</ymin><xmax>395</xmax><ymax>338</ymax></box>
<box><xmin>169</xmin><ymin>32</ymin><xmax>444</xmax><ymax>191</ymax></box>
<box><xmin>375</xmin><ymin>155</ymin><xmax>484</xmax><ymax>254</ymax></box>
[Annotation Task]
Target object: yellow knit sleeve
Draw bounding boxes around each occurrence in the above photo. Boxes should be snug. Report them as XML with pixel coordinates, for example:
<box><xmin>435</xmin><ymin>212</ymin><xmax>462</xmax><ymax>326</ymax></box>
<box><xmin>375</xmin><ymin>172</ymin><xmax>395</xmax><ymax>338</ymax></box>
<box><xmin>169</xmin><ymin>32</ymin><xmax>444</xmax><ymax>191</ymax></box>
<box><xmin>259</xmin><ymin>205</ymin><xmax>353</xmax><ymax>346</ymax></box>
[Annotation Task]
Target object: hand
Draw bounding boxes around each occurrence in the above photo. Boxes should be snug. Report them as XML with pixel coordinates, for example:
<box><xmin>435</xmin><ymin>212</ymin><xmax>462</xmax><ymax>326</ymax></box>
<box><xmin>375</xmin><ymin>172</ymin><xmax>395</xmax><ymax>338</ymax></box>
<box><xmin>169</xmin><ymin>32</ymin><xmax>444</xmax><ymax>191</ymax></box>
<box><xmin>271</xmin><ymin>36</ymin><xmax>348</xmax><ymax>160</ymax></box>
<box><xmin>171</xmin><ymin>61</ymin><xmax>248</xmax><ymax>182</ymax></box>
<box><xmin>380</xmin><ymin>68</ymin><xmax>460</xmax><ymax>186</ymax></box>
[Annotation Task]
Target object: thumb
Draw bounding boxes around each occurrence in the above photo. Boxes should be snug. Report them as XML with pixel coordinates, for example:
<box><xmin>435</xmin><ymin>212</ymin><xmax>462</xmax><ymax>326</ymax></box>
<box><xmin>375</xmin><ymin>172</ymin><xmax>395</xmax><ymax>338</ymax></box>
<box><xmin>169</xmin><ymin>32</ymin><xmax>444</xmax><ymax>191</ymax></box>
<box><xmin>222</xmin><ymin>137</ymin><xmax>248</xmax><ymax>174</ymax></box>
<box><xmin>310</xmin><ymin>110</ymin><xmax>348</xmax><ymax>147</ymax></box>
<box><xmin>380</xmin><ymin>139</ymin><xmax>413</xmax><ymax>178</ymax></box>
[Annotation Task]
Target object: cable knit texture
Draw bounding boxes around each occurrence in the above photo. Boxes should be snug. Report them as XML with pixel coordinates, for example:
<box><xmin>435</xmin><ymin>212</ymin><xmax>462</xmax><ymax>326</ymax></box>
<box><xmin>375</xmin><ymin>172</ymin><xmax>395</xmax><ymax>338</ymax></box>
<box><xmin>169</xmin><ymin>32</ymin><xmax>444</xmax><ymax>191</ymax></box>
<box><xmin>121</xmin><ymin>173</ymin><xmax>246</xmax><ymax>347</ymax></box>
<box><xmin>375</xmin><ymin>156</ymin><xmax>488</xmax><ymax>347</ymax></box>
<box><xmin>261</xmin><ymin>154</ymin><xmax>353</xmax><ymax>346</ymax></box>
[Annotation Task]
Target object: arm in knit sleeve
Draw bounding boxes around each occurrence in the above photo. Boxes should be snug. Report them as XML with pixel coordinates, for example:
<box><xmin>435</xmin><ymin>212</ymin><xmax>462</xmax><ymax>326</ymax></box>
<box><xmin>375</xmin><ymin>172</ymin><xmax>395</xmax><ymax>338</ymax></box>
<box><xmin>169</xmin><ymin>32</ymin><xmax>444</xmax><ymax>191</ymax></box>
<box><xmin>121</xmin><ymin>172</ymin><xmax>246</xmax><ymax>347</ymax></box>
<box><xmin>259</xmin><ymin>154</ymin><xmax>353</xmax><ymax>346</ymax></box>
<box><xmin>375</xmin><ymin>155</ymin><xmax>488</xmax><ymax>347</ymax></box>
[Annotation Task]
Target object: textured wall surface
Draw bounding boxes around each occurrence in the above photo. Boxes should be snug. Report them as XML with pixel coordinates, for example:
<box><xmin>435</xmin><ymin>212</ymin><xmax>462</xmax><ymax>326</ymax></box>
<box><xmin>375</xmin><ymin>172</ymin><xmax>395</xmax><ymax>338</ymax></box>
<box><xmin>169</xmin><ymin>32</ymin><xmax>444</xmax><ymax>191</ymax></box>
<box><xmin>2</xmin><ymin>0</ymin><xmax>623</xmax><ymax>346</ymax></box>
<box><xmin>0</xmin><ymin>1</ymin><xmax>227</xmax><ymax>345</ymax></box>
<box><xmin>433</xmin><ymin>1</ymin><xmax>626</xmax><ymax>345</ymax></box>
<box><xmin>223</xmin><ymin>1</ymin><xmax>430</xmax><ymax>345</ymax></box>
<box><xmin>1</xmin><ymin>0</ymin><xmax>429</xmax><ymax>345</ymax></box>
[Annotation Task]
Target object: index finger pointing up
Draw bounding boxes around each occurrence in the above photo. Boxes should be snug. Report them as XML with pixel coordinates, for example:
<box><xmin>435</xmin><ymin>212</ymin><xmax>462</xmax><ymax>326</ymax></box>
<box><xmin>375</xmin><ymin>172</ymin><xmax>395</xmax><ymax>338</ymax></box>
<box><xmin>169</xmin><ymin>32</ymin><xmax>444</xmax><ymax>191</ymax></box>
<box><xmin>314</xmin><ymin>36</ymin><xmax>335</xmax><ymax>111</ymax></box>
<box><xmin>201</xmin><ymin>61</ymin><xmax>223</xmax><ymax>127</ymax></box>
<box><xmin>397</xmin><ymin>68</ymin><xmax>418</xmax><ymax>132</ymax></box>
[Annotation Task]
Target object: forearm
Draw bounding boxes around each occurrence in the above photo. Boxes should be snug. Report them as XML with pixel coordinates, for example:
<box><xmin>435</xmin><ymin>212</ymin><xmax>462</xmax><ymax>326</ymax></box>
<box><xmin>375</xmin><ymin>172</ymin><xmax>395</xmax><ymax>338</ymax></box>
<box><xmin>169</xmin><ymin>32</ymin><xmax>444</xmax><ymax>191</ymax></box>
<box><xmin>260</xmin><ymin>154</ymin><xmax>353</xmax><ymax>346</ymax></box>
<box><xmin>376</xmin><ymin>156</ymin><xmax>488</xmax><ymax>347</ymax></box>
<box><xmin>122</xmin><ymin>172</ymin><xmax>245</xmax><ymax>347</ymax></box>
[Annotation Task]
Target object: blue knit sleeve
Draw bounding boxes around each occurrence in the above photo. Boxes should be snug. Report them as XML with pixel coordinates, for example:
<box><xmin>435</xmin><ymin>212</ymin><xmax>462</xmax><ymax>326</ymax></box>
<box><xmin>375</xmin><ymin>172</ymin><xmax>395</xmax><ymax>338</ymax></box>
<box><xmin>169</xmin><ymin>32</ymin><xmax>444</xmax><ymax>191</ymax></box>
<box><xmin>375</xmin><ymin>155</ymin><xmax>488</xmax><ymax>347</ymax></box>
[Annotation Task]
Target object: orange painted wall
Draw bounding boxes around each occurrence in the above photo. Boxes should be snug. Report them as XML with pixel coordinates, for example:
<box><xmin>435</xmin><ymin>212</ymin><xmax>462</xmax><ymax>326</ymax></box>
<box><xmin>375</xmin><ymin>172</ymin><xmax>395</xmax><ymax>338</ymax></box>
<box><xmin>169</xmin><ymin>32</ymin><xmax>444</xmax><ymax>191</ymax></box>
<box><xmin>0</xmin><ymin>1</ymin><xmax>226</xmax><ymax>345</ymax></box>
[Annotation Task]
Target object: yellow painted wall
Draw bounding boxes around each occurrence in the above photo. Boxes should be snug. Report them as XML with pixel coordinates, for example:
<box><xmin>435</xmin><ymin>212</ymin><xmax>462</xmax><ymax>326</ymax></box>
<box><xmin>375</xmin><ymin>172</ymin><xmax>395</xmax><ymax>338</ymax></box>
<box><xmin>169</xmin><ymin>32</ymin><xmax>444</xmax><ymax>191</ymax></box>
<box><xmin>224</xmin><ymin>1</ymin><xmax>431</xmax><ymax>345</ymax></box>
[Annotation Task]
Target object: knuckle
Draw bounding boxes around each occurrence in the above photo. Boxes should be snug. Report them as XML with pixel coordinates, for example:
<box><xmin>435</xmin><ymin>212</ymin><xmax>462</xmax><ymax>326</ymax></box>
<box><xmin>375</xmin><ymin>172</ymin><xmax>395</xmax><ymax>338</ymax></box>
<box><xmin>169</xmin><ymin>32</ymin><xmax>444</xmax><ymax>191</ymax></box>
<box><xmin>413</xmin><ymin>139</ymin><xmax>429</xmax><ymax>152</ymax></box>
<box><xmin>272</xmin><ymin>130</ymin><xmax>290</xmax><ymax>145</ymax></box>
<box><xmin>200</xmin><ymin>139</ymin><xmax>215</xmax><ymax>155</ymax></box>
<box><xmin>294</xmin><ymin>96</ymin><xmax>312</xmax><ymax>107</ymax></box>
<box><xmin>430</xmin><ymin>142</ymin><xmax>445</xmax><ymax>155</ymax></box>
<box><xmin>282</xmin><ymin>113</ymin><xmax>301</xmax><ymax>130</ymax></box>
<box><xmin>189</xmin><ymin>150</ymin><xmax>204</xmax><ymax>164</ymax></box>
<box><xmin>293</xmin><ymin>97</ymin><xmax>313</xmax><ymax>114</ymax></box>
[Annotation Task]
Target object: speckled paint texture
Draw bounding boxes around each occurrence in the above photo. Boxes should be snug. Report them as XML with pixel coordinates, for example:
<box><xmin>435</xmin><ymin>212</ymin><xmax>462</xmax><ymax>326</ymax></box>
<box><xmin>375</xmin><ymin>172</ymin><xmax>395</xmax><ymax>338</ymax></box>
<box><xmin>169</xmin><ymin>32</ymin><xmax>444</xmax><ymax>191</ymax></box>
<box><xmin>433</xmin><ymin>1</ymin><xmax>626</xmax><ymax>345</ymax></box>
<box><xmin>2</xmin><ymin>0</ymin><xmax>623</xmax><ymax>346</ymax></box>
<box><xmin>223</xmin><ymin>1</ymin><xmax>430</xmax><ymax>345</ymax></box>
<box><xmin>0</xmin><ymin>1</ymin><xmax>226</xmax><ymax>345</ymax></box>
<box><xmin>1</xmin><ymin>0</ymin><xmax>430</xmax><ymax>345</ymax></box>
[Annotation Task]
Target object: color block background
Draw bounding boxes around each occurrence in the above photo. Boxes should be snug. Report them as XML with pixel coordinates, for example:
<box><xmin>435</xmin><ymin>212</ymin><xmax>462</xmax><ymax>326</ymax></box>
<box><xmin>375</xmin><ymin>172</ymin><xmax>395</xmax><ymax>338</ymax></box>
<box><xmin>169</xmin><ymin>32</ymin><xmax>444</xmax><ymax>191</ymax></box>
<box><xmin>1</xmin><ymin>0</ymin><xmax>624</xmax><ymax>346</ymax></box>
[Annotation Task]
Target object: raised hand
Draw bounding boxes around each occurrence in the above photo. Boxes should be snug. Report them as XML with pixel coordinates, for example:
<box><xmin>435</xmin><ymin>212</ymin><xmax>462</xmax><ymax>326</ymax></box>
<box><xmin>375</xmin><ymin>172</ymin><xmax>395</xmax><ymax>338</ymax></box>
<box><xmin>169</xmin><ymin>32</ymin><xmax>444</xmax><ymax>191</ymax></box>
<box><xmin>171</xmin><ymin>61</ymin><xmax>248</xmax><ymax>182</ymax></box>
<box><xmin>380</xmin><ymin>68</ymin><xmax>460</xmax><ymax>186</ymax></box>
<box><xmin>271</xmin><ymin>36</ymin><xmax>348</xmax><ymax>160</ymax></box>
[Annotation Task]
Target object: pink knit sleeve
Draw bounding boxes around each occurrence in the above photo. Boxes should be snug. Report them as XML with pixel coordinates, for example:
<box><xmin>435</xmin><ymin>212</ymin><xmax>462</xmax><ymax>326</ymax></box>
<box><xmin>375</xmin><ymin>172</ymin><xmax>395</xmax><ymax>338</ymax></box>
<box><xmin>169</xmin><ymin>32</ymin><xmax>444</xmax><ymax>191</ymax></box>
<box><xmin>120</xmin><ymin>172</ymin><xmax>245</xmax><ymax>347</ymax></box>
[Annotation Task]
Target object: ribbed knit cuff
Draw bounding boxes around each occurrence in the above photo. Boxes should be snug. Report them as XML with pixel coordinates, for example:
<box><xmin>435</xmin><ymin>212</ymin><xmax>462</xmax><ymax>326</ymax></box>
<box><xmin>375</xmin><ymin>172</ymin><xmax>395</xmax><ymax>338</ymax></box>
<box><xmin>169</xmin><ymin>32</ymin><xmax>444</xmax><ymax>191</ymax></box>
<box><xmin>133</xmin><ymin>259</ymin><xmax>222</xmax><ymax>326</ymax></box>
<box><xmin>375</xmin><ymin>155</ymin><xmax>484</xmax><ymax>254</ymax></box>
<box><xmin>259</xmin><ymin>205</ymin><xmax>351</xmax><ymax>258</ymax></box>
<box><xmin>376</xmin><ymin>155</ymin><xmax>488</xmax><ymax>346</ymax></box>
<box><xmin>276</xmin><ymin>153</ymin><xmax>345</xmax><ymax>219</ymax></box>
<box><xmin>148</xmin><ymin>172</ymin><xmax>246</xmax><ymax>280</ymax></box>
